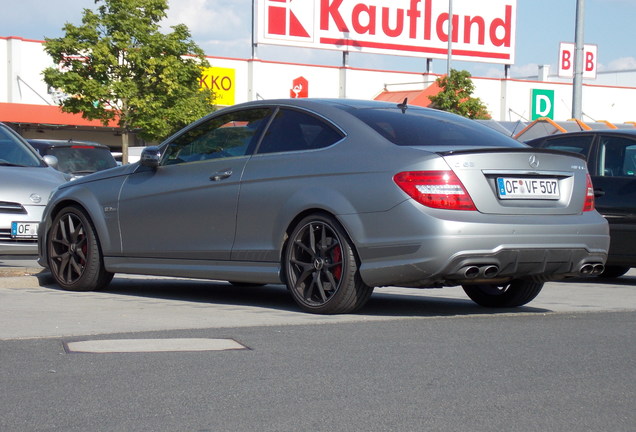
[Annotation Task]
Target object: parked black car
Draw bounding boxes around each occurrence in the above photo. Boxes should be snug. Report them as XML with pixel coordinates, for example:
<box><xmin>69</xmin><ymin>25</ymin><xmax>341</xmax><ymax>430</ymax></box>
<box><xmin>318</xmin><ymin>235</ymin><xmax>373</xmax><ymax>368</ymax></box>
<box><xmin>27</xmin><ymin>139</ymin><xmax>117</xmax><ymax>180</ymax></box>
<box><xmin>526</xmin><ymin>130</ymin><xmax>636</xmax><ymax>277</ymax></box>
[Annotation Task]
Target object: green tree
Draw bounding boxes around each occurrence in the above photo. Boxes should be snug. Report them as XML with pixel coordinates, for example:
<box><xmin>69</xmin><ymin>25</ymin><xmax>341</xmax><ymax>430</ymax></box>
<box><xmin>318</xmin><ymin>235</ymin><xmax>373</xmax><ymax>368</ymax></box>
<box><xmin>428</xmin><ymin>69</ymin><xmax>490</xmax><ymax>119</ymax></box>
<box><xmin>42</xmin><ymin>0</ymin><xmax>215</xmax><ymax>163</ymax></box>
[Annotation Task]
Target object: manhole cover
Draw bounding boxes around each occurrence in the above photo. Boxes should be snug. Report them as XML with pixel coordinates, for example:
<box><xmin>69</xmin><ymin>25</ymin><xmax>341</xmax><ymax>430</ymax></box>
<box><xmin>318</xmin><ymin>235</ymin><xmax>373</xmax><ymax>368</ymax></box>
<box><xmin>65</xmin><ymin>338</ymin><xmax>248</xmax><ymax>353</ymax></box>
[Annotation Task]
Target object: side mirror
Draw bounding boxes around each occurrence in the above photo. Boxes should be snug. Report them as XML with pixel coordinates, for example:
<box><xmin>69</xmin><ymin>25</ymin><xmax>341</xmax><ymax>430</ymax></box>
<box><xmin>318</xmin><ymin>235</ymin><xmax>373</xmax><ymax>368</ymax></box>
<box><xmin>139</xmin><ymin>146</ymin><xmax>161</xmax><ymax>169</ymax></box>
<box><xmin>43</xmin><ymin>155</ymin><xmax>59</xmax><ymax>170</ymax></box>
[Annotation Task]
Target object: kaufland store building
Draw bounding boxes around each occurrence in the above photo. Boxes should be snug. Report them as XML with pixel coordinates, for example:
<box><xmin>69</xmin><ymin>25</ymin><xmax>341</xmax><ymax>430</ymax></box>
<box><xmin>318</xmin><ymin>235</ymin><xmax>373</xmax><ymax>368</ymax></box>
<box><xmin>1</xmin><ymin>0</ymin><xmax>635</xmax><ymax>150</ymax></box>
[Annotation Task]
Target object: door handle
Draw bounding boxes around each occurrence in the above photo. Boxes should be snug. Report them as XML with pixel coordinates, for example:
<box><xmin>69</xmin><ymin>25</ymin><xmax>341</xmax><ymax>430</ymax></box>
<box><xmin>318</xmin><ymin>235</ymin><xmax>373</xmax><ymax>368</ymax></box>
<box><xmin>210</xmin><ymin>169</ymin><xmax>233</xmax><ymax>181</ymax></box>
<box><xmin>593</xmin><ymin>188</ymin><xmax>605</xmax><ymax>197</ymax></box>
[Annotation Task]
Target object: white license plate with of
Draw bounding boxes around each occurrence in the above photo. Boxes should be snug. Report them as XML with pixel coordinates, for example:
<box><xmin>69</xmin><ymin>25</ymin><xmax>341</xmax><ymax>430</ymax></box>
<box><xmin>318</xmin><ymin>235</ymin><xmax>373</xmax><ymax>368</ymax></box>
<box><xmin>497</xmin><ymin>178</ymin><xmax>560</xmax><ymax>200</ymax></box>
<box><xmin>11</xmin><ymin>222</ymin><xmax>39</xmax><ymax>239</ymax></box>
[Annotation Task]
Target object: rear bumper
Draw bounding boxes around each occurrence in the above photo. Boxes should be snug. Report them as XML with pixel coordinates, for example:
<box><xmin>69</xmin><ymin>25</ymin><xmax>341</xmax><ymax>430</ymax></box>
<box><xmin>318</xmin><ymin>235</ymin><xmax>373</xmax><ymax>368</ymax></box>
<box><xmin>341</xmin><ymin>200</ymin><xmax>610</xmax><ymax>288</ymax></box>
<box><xmin>359</xmin><ymin>245</ymin><xmax>607</xmax><ymax>287</ymax></box>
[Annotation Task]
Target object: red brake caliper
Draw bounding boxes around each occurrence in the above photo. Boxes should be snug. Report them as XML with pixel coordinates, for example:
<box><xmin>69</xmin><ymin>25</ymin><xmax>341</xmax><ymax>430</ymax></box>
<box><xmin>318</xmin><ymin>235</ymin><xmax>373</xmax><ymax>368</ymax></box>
<box><xmin>332</xmin><ymin>245</ymin><xmax>342</xmax><ymax>281</ymax></box>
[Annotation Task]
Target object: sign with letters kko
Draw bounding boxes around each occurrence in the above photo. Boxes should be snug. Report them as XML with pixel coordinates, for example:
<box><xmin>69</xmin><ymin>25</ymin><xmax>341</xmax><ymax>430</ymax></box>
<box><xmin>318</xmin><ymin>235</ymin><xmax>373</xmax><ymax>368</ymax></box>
<box><xmin>255</xmin><ymin>0</ymin><xmax>517</xmax><ymax>64</ymax></box>
<box><xmin>200</xmin><ymin>67</ymin><xmax>236</xmax><ymax>106</ymax></box>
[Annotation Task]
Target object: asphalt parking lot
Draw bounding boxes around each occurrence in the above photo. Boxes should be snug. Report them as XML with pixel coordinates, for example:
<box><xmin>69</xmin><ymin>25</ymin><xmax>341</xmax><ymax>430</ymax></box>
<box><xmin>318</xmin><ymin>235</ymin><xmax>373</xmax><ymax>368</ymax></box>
<box><xmin>1</xmin><ymin>255</ymin><xmax>635</xmax><ymax>340</ymax></box>
<box><xmin>2</xmin><ymin>256</ymin><xmax>635</xmax><ymax>432</ymax></box>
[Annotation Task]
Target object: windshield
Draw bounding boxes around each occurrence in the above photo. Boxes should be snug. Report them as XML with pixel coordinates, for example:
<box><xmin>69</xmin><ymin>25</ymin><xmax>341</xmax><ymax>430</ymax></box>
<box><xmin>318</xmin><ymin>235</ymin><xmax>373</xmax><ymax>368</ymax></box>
<box><xmin>47</xmin><ymin>147</ymin><xmax>117</xmax><ymax>174</ymax></box>
<box><xmin>0</xmin><ymin>127</ymin><xmax>45</xmax><ymax>167</ymax></box>
<box><xmin>349</xmin><ymin>107</ymin><xmax>526</xmax><ymax>149</ymax></box>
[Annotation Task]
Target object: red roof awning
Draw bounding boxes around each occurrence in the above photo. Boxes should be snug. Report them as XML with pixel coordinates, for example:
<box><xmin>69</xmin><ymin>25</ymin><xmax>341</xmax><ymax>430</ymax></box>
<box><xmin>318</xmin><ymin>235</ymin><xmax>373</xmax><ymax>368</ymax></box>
<box><xmin>0</xmin><ymin>103</ymin><xmax>119</xmax><ymax>128</ymax></box>
<box><xmin>374</xmin><ymin>81</ymin><xmax>442</xmax><ymax>108</ymax></box>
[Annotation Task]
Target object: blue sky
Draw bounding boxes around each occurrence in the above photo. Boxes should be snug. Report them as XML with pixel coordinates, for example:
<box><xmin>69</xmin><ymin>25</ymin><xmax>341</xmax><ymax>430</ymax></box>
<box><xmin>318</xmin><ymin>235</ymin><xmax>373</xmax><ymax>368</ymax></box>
<box><xmin>2</xmin><ymin>0</ymin><xmax>635</xmax><ymax>78</ymax></box>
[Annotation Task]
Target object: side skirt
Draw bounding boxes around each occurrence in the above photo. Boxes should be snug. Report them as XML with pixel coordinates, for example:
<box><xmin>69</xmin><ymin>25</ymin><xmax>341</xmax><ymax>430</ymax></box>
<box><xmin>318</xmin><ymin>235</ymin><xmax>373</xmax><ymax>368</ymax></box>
<box><xmin>104</xmin><ymin>257</ymin><xmax>282</xmax><ymax>284</ymax></box>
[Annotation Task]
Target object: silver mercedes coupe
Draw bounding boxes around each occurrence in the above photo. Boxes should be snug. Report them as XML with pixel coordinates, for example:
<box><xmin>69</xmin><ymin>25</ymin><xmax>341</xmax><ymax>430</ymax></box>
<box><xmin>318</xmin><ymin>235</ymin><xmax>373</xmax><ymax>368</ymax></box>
<box><xmin>38</xmin><ymin>99</ymin><xmax>610</xmax><ymax>314</ymax></box>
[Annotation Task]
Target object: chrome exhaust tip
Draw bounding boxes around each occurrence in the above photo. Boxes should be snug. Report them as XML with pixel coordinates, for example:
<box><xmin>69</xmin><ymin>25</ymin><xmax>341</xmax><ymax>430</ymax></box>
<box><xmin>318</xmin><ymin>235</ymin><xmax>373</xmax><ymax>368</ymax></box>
<box><xmin>482</xmin><ymin>265</ymin><xmax>499</xmax><ymax>278</ymax></box>
<box><xmin>580</xmin><ymin>264</ymin><xmax>594</xmax><ymax>275</ymax></box>
<box><xmin>464</xmin><ymin>266</ymin><xmax>480</xmax><ymax>279</ymax></box>
<box><xmin>592</xmin><ymin>264</ymin><xmax>605</xmax><ymax>275</ymax></box>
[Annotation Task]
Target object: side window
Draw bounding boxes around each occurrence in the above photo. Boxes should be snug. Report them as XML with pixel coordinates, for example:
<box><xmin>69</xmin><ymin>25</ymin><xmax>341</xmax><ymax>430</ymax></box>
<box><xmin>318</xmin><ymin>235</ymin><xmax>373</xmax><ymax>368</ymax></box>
<box><xmin>540</xmin><ymin>135</ymin><xmax>593</xmax><ymax>158</ymax></box>
<box><xmin>598</xmin><ymin>136</ymin><xmax>636</xmax><ymax>177</ymax></box>
<box><xmin>162</xmin><ymin>108</ymin><xmax>271</xmax><ymax>165</ymax></box>
<box><xmin>257</xmin><ymin>108</ymin><xmax>343</xmax><ymax>154</ymax></box>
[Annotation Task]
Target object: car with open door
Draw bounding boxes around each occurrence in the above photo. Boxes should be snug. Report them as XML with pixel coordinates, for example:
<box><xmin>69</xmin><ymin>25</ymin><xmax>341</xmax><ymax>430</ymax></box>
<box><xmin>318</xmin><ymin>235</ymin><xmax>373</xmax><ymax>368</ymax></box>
<box><xmin>527</xmin><ymin>129</ymin><xmax>636</xmax><ymax>278</ymax></box>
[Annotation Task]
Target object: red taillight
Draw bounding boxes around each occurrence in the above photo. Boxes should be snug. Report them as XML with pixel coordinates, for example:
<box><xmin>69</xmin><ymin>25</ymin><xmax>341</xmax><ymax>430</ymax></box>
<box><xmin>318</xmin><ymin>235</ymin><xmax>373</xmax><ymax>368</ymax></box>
<box><xmin>394</xmin><ymin>171</ymin><xmax>477</xmax><ymax>211</ymax></box>
<box><xmin>71</xmin><ymin>145</ymin><xmax>95</xmax><ymax>149</ymax></box>
<box><xmin>583</xmin><ymin>174</ymin><xmax>595</xmax><ymax>212</ymax></box>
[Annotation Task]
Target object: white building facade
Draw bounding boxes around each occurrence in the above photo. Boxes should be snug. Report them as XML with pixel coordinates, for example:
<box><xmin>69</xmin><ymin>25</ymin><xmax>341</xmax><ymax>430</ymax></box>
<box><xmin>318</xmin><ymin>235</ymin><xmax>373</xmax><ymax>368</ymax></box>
<box><xmin>2</xmin><ymin>36</ymin><xmax>635</xmax><ymax>148</ymax></box>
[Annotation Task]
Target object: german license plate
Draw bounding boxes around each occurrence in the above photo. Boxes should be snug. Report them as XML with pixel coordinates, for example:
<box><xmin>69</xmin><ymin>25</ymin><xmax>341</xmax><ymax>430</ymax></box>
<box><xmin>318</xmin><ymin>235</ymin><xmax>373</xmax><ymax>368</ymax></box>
<box><xmin>497</xmin><ymin>178</ymin><xmax>560</xmax><ymax>200</ymax></box>
<box><xmin>11</xmin><ymin>222</ymin><xmax>39</xmax><ymax>239</ymax></box>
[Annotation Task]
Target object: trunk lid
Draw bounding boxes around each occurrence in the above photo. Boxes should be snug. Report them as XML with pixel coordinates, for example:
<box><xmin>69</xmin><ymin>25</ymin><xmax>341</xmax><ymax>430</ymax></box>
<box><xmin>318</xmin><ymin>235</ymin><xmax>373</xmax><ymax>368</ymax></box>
<box><xmin>439</xmin><ymin>148</ymin><xmax>589</xmax><ymax>215</ymax></box>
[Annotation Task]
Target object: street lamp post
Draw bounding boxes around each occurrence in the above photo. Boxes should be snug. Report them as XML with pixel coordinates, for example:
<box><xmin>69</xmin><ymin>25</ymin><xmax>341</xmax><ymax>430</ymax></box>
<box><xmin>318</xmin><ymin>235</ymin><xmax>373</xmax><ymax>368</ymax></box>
<box><xmin>447</xmin><ymin>0</ymin><xmax>453</xmax><ymax>76</ymax></box>
<box><xmin>572</xmin><ymin>0</ymin><xmax>585</xmax><ymax>119</ymax></box>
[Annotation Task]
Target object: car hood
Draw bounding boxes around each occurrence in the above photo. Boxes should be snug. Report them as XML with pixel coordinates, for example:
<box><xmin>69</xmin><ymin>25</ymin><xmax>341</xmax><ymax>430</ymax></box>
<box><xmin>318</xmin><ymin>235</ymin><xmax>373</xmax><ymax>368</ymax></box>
<box><xmin>0</xmin><ymin>166</ymin><xmax>67</xmax><ymax>205</ymax></box>
<box><xmin>59</xmin><ymin>163</ymin><xmax>138</xmax><ymax>188</ymax></box>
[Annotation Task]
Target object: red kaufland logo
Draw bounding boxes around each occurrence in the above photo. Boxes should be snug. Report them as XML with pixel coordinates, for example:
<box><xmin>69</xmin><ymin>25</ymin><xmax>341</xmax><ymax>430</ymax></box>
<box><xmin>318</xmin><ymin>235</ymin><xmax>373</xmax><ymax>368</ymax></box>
<box><xmin>258</xmin><ymin>0</ymin><xmax>517</xmax><ymax>64</ymax></box>
<box><xmin>266</xmin><ymin>0</ymin><xmax>313</xmax><ymax>39</ymax></box>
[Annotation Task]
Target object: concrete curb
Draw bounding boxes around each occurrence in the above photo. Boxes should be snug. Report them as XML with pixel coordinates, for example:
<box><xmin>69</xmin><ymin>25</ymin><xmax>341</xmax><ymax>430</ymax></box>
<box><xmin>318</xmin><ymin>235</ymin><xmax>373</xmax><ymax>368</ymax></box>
<box><xmin>0</xmin><ymin>267</ymin><xmax>48</xmax><ymax>278</ymax></box>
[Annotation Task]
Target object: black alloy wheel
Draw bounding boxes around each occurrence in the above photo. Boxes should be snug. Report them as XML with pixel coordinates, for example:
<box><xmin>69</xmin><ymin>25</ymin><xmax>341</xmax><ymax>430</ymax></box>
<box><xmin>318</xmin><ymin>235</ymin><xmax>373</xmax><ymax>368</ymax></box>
<box><xmin>462</xmin><ymin>279</ymin><xmax>544</xmax><ymax>308</ymax></box>
<box><xmin>284</xmin><ymin>214</ymin><xmax>373</xmax><ymax>314</ymax></box>
<box><xmin>47</xmin><ymin>205</ymin><xmax>113</xmax><ymax>291</ymax></box>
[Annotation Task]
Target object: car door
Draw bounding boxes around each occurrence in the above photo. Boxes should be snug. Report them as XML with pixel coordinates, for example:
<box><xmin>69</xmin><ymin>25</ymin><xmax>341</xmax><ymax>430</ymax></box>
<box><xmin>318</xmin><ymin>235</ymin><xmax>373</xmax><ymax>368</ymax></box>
<box><xmin>117</xmin><ymin>107</ymin><xmax>272</xmax><ymax>260</ymax></box>
<box><xmin>232</xmin><ymin>107</ymin><xmax>346</xmax><ymax>262</ymax></box>
<box><xmin>589</xmin><ymin>134</ymin><xmax>636</xmax><ymax>264</ymax></box>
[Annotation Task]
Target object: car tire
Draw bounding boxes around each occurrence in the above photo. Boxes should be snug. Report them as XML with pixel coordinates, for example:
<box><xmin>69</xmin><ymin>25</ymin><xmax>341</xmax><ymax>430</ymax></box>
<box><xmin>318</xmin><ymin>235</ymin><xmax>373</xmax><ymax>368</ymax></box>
<box><xmin>283</xmin><ymin>214</ymin><xmax>373</xmax><ymax>314</ymax></box>
<box><xmin>47</xmin><ymin>205</ymin><xmax>113</xmax><ymax>291</ymax></box>
<box><xmin>462</xmin><ymin>279</ymin><xmax>544</xmax><ymax>308</ymax></box>
<box><xmin>598</xmin><ymin>265</ymin><xmax>630</xmax><ymax>279</ymax></box>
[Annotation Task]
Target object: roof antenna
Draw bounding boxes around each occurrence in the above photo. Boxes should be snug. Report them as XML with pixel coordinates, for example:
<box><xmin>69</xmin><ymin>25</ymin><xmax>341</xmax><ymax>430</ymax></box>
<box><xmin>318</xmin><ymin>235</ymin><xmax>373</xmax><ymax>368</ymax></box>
<box><xmin>397</xmin><ymin>97</ymin><xmax>408</xmax><ymax>113</ymax></box>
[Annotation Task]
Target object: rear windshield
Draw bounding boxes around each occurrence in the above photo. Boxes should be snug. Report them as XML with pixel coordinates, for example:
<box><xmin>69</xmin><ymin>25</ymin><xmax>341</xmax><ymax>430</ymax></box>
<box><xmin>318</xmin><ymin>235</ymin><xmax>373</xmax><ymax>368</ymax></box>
<box><xmin>48</xmin><ymin>147</ymin><xmax>117</xmax><ymax>174</ymax></box>
<box><xmin>349</xmin><ymin>108</ymin><xmax>525</xmax><ymax>148</ymax></box>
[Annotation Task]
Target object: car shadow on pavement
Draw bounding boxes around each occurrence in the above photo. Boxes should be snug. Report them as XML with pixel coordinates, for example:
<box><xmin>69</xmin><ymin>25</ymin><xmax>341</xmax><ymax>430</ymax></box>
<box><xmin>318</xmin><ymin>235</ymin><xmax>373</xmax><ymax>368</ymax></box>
<box><xmin>36</xmin><ymin>274</ymin><xmax>550</xmax><ymax>317</ymax></box>
<box><xmin>363</xmin><ymin>290</ymin><xmax>549</xmax><ymax>316</ymax></box>
<box><xmin>558</xmin><ymin>274</ymin><xmax>636</xmax><ymax>286</ymax></box>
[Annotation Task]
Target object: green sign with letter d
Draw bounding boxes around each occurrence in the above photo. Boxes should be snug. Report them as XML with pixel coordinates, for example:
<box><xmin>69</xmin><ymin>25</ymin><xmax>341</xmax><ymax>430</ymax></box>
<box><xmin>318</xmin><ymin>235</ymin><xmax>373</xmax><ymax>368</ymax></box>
<box><xmin>531</xmin><ymin>89</ymin><xmax>555</xmax><ymax>120</ymax></box>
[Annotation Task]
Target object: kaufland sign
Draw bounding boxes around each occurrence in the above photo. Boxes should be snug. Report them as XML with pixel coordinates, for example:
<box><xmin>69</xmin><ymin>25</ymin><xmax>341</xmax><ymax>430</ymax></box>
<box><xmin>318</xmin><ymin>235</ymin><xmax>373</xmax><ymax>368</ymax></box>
<box><xmin>256</xmin><ymin>0</ymin><xmax>517</xmax><ymax>64</ymax></box>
